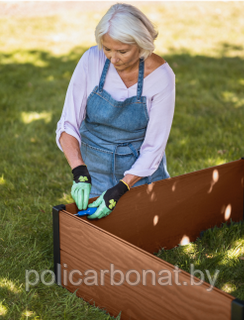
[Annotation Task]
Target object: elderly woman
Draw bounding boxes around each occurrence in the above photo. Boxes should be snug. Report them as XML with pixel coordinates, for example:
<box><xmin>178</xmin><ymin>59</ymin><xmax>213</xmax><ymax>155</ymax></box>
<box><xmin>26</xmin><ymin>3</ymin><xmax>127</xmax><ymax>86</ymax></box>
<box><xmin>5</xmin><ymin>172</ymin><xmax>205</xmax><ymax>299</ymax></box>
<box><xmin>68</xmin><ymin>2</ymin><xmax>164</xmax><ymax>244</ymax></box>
<box><xmin>56</xmin><ymin>3</ymin><xmax>175</xmax><ymax>219</ymax></box>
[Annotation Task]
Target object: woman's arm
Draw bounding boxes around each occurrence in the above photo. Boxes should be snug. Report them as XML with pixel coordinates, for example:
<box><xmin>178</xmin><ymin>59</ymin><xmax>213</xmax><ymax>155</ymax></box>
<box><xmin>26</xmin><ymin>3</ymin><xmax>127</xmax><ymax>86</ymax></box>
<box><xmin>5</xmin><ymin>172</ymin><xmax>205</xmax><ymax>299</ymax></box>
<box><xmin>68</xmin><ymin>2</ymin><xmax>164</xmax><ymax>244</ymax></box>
<box><xmin>122</xmin><ymin>174</ymin><xmax>141</xmax><ymax>189</ymax></box>
<box><xmin>123</xmin><ymin>64</ymin><xmax>175</xmax><ymax>178</ymax></box>
<box><xmin>60</xmin><ymin>132</ymin><xmax>141</xmax><ymax>187</ymax></box>
<box><xmin>56</xmin><ymin>50</ymin><xmax>90</xmax><ymax>153</ymax></box>
<box><xmin>59</xmin><ymin>132</ymin><xmax>85</xmax><ymax>170</ymax></box>
<box><xmin>120</xmin><ymin>67</ymin><xmax>175</xmax><ymax>189</ymax></box>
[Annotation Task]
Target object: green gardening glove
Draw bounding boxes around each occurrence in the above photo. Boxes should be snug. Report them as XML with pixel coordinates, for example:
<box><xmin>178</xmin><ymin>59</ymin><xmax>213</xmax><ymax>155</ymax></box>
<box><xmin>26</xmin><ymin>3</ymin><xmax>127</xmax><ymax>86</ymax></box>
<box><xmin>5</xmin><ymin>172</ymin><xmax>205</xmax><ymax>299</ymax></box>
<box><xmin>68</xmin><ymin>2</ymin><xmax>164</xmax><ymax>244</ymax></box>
<box><xmin>71</xmin><ymin>165</ymin><xmax>91</xmax><ymax>210</ymax></box>
<box><xmin>87</xmin><ymin>180</ymin><xmax>130</xmax><ymax>219</ymax></box>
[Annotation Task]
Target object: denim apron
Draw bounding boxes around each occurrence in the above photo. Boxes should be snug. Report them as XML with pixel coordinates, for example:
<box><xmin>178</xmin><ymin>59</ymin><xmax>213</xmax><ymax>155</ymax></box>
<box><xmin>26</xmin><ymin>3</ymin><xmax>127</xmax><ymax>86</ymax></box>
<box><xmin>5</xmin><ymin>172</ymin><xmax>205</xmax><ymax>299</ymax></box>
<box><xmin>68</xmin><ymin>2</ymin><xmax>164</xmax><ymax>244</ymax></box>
<box><xmin>80</xmin><ymin>58</ymin><xmax>169</xmax><ymax>197</ymax></box>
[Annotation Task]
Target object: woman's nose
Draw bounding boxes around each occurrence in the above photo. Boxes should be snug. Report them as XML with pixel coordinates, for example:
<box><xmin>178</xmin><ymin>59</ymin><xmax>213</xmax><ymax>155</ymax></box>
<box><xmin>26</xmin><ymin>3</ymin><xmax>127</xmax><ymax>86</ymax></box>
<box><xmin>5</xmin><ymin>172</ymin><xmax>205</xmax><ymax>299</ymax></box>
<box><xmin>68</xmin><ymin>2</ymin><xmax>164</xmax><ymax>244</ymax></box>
<box><xmin>110</xmin><ymin>53</ymin><xmax>119</xmax><ymax>64</ymax></box>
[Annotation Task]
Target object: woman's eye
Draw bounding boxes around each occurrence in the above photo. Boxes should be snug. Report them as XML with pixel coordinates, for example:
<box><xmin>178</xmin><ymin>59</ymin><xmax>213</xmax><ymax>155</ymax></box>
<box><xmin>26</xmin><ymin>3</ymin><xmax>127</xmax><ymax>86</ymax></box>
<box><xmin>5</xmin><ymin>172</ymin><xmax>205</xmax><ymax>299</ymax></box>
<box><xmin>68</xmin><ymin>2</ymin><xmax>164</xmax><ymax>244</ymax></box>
<box><xmin>103</xmin><ymin>47</ymin><xmax>126</xmax><ymax>54</ymax></box>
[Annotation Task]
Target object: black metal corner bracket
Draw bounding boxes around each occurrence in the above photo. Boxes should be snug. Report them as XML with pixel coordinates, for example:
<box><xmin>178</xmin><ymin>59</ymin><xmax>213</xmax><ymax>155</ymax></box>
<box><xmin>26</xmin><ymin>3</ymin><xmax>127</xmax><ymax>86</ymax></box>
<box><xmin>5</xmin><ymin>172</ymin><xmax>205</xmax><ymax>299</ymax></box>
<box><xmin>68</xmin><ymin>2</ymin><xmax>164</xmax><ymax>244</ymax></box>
<box><xmin>231</xmin><ymin>298</ymin><xmax>244</xmax><ymax>320</ymax></box>
<box><xmin>52</xmin><ymin>204</ymin><xmax>65</xmax><ymax>286</ymax></box>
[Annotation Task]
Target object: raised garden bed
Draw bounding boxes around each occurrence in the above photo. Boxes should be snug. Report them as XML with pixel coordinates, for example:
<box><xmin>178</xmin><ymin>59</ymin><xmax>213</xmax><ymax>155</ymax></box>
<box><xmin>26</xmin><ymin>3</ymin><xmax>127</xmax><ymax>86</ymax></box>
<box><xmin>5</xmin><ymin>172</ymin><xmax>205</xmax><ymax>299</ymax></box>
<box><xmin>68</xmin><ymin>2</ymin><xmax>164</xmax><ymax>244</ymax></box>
<box><xmin>53</xmin><ymin>159</ymin><xmax>244</xmax><ymax>320</ymax></box>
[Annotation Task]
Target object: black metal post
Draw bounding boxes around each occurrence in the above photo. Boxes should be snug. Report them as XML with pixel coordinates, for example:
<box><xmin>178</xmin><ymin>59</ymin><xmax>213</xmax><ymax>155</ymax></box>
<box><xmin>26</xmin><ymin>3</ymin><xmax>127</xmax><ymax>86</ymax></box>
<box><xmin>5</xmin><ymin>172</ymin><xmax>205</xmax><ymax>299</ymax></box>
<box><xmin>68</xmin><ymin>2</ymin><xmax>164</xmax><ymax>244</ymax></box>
<box><xmin>52</xmin><ymin>204</ymin><xmax>65</xmax><ymax>286</ymax></box>
<box><xmin>231</xmin><ymin>298</ymin><xmax>244</xmax><ymax>320</ymax></box>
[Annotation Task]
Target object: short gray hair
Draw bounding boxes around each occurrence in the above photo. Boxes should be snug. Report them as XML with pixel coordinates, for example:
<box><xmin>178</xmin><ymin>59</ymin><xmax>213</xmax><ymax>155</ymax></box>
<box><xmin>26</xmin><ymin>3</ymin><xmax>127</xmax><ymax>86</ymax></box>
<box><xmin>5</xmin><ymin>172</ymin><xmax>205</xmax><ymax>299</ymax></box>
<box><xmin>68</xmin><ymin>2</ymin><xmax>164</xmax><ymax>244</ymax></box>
<box><xmin>95</xmin><ymin>3</ymin><xmax>158</xmax><ymax>60</ymax></box>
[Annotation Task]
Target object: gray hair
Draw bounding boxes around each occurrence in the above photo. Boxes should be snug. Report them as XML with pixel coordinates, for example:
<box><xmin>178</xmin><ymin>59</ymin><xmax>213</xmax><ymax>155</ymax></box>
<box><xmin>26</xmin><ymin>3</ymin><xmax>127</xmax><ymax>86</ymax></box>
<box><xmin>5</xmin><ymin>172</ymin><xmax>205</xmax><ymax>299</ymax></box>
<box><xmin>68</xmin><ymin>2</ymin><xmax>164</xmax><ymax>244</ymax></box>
<box><xmin>95</xmin><ymin>3</ymin><xmax>158</xmax><ymax>59</ymax></box>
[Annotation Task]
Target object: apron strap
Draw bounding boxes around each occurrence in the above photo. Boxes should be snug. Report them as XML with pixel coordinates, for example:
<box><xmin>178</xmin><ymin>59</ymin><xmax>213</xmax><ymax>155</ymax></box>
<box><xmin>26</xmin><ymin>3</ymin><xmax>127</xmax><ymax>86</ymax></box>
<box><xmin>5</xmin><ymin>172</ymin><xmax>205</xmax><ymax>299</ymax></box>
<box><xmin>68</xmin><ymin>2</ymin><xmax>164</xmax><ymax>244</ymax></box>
<box><xmin>99</xmin><ymin>58</ymin><xmax>111</xmax><ymax>92</ymax></box>
<box><xmin>99</xmin><ymin>58</ymin><xmax>144</xmax><ymax>99</ymax></box>
<box><xmin>137</xmin><ymin>58</ymin><xmax>144</xmax><ymax>101</ymax></box>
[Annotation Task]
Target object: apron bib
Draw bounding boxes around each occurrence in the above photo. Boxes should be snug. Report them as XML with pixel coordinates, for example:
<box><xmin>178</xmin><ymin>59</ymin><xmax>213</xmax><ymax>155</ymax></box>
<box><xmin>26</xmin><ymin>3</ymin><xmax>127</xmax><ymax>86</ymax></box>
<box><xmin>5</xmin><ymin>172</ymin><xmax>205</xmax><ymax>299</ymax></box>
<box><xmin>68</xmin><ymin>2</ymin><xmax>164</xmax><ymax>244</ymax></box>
<box><xmin>80</xmin><ymin>58</ymin><xmax>169</xmax><ymax>197</ymax></box>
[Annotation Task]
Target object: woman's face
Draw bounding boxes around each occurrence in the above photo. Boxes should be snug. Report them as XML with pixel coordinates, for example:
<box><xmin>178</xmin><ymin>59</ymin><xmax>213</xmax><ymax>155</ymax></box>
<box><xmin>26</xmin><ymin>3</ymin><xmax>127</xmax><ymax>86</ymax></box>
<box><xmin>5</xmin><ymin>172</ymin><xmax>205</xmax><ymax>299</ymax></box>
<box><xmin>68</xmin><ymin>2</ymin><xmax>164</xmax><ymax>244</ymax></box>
<box><xmin>102</xmin><ymin>33</ymin><xmax>140</xmax><ymax>72</ymax></box>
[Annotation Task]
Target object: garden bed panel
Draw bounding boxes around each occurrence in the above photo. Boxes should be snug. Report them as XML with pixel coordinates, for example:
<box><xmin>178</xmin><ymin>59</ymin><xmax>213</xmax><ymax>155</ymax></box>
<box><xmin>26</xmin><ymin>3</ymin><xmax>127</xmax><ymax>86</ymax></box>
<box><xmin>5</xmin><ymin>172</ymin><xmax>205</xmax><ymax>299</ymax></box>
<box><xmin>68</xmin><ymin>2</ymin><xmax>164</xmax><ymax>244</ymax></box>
<box><xmin>53</xmin><ymin>159</ymin><xmax>244</xmax><ymax>320</ymax></box>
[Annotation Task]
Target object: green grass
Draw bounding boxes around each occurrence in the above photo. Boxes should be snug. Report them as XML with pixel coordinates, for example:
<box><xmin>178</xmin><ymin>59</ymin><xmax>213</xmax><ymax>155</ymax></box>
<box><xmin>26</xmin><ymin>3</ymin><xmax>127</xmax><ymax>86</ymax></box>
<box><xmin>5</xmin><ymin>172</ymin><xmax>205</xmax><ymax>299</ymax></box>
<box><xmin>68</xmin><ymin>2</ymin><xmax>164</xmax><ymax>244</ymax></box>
<box><xmin>155</xmin><ymin>221</ymin><xmax>244</xmax><ymax>299</ymax></box>
<box><xmin>0</xmin><ymin>2</ymin><xmax>244</xmax><ymax>319</ymax></box>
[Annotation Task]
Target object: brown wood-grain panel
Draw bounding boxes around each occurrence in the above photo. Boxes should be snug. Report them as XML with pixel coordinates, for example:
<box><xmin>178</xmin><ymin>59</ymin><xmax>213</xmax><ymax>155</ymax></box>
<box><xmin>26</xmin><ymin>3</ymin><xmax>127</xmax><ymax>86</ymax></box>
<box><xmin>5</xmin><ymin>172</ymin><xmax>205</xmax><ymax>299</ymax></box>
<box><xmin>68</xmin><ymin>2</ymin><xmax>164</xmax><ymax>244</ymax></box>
<box><xmin>65</xmin><ymin>160</ymin><xmax>244</xmax><ymax>254</ymax></box>
<box><xmin>59</xmin><ymin>210</ymin><xmax>234</xmax><ymax>320</ymax></box>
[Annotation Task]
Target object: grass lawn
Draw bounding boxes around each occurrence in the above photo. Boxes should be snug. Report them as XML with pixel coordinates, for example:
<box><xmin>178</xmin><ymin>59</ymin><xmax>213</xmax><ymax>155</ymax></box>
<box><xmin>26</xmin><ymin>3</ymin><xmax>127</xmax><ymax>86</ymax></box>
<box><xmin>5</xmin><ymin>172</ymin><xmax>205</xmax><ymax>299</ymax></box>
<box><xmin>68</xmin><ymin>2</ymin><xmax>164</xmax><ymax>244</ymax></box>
<box><xmin>156</xmin><ymin>221</ymin><xmax>244</xmax><ymax>299</ymax></box>
<box><xmin>0</xmin><ymin>1</ymin><xmax>244</xmax><ymax>319</ymax></box>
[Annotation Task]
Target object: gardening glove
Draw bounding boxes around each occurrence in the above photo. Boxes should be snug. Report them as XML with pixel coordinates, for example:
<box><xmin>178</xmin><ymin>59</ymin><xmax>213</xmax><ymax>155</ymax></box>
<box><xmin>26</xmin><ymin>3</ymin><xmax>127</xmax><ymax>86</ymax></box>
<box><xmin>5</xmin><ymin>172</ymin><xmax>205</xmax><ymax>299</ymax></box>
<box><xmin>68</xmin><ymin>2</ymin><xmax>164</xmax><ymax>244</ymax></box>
<box><xmin>71</xmin><ymin>165</ymin><xmax>91</xmax><ymax>210</ymax></box>
<box><xmin>87</xmin><ymin>180</ymin><xmax>130</xmax><ymax>219</ymax></box>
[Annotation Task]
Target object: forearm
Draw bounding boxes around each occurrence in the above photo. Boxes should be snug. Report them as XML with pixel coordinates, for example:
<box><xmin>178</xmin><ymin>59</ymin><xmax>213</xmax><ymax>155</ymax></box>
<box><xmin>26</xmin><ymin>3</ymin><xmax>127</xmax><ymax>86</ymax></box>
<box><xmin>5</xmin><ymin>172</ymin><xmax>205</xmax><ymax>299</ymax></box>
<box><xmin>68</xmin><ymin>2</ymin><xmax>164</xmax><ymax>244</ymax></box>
<box><xmin>60</xmin><ymin>132</ymin><xmax>141</xmax><ymax>187</ymax></box>
<box><xmin>122</xmin><ymin>174</ymin><xmax>141</xmax><ymax>189</ymax></box>
<box><xmin>59</xmin><ymin>132</ymin><xmax>85</xmax><ymax>170</ymax></box>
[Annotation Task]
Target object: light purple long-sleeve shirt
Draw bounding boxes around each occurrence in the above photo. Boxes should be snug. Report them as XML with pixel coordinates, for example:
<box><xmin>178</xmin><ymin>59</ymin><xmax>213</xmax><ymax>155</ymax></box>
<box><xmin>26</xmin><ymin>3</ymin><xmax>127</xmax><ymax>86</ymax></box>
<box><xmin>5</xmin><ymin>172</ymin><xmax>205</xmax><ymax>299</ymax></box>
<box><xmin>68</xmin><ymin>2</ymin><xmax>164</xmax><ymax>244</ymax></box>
<box><xmin>56</xmin><ymin>46</ymin><xmax>175</xmax><ymax>177</ymax></box>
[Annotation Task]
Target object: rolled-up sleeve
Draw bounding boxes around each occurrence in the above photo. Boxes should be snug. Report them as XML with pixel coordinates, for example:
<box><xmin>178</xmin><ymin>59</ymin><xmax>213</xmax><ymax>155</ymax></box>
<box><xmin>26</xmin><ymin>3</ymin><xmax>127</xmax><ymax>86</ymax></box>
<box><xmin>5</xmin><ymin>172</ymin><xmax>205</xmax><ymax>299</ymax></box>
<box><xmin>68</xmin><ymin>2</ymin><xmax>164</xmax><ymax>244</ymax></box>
<box><xmin>56</xmin><ymin>50</ymin><xmax>89</xmax><ymax>151</ymax></box>
<box><xmin>124</xmin><ymin>67</ymin><xmax>175</xmax><ymax>177</ymax></box>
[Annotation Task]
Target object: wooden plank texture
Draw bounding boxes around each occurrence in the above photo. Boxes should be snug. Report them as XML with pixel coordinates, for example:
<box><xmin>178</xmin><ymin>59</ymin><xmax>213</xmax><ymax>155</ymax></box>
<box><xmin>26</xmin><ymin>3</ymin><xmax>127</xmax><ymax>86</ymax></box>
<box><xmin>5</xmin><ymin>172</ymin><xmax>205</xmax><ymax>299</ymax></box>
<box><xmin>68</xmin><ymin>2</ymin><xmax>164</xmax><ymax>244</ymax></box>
<box><xmin>65</xmin><ymin>160</ymin><xmax>244</xmax><ymax>254</ymax></box>
<box><xmin>59</xmin><ymin>211</ymin><xmax>234</xmax><ymax>320</ymax></box>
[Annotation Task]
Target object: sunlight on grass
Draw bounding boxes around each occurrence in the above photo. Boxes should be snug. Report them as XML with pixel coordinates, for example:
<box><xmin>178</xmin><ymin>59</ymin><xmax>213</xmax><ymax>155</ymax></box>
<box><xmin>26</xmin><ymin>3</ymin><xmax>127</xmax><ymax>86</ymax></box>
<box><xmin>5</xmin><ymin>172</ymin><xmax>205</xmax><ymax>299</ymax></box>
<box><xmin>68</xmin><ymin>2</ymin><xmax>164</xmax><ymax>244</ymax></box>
<box><xmin>47</xmin><ymin>75</ymin><xmax>54</xmax><ymax>81</ymax></box>
<box><xmin>227</xmin><ymin>240</ymin><xmax>244</xmax><ymax>258</ymax></box>
<box><xmin>182</xmin><ymin>243</ymin><xmax>196</xmax><ymax>254</ymax></box>
<box><xmin>149</xmin><ymin>2</ymin><xmax>244</xmax><ymax>58</ymax></box>
<box><xmin>1</xmin><ymin>51</ymin><xmax>49</xmax><ymax>67</ymax></box>
<box><xmin>22</xmin><ymin>310</ymin><xmax>36</xmax><ymax>318</ymax></box>
<box><xmin>0</xmin><ymin>278</ymin><xmax>21</xmax><ymax>294</ymax></box>
<box><xmin>58</xmin><ymin>192</ymin><xmax>73</xmax><ymax>204</ymax></box>
<box><xmin>0</xmin><ymin>302</ymin><xmax>7</xmax><ymax>316</ymax></box>
<box><xmin>1</xmin><ymin>2</ymin><xmax>243</xmax><ymax>59</ymax></box>
<box><xmin>207</xmin><ymin>157</ymin><xmax>226</xmax><ymax>166</ymax></box>
<box><xmin>222</xmin><ymin>91</ymin><xmax>244</xmax><ymax>108</ymax></box>
<box><xmin>0</xmin><ymin>174</ymin><xmax>6</xmax><ymax>185</ymax></box>
<box><xmin>216</xmin><ymin>257</ymin><xmax>232</xmax><ymax>267</ymax></box>
<box><xmin>221</xmin><ymin>282</ymin><xmax>236</xmax><ymax>294</ymax></box>
<box><xmin>21</xmin><ymin>111</ymin><xmax>52</xmax><ymax>124</ymax></box>
<box><xmin>179</xmin><ymin>138</ymin><xmax>188</xmax><ymax>146</ymax></box>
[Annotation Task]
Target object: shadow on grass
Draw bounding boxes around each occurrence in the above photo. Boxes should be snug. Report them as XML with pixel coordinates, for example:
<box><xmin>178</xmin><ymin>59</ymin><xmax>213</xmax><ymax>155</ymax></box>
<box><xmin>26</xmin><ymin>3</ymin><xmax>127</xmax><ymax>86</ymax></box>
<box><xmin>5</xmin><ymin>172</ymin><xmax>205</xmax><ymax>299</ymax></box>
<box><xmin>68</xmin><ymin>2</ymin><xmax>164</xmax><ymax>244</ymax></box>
<box><xmin>0</xmin><ymin>45</ymin><xmax>244</xmax><ymax>319</ymax></box>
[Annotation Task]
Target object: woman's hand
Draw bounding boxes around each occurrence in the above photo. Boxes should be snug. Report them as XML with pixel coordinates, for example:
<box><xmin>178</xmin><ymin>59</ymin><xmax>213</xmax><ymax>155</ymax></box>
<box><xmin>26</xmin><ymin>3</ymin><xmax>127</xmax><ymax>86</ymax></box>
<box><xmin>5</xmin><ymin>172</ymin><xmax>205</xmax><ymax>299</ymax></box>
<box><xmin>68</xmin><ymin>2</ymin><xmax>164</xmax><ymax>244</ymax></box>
<box><xmin>71</xmin><ymin>165</ymin><xmax>91</xmax><ymax>210</ymax></box>
<box><xmin>87</xmin><ymin>180</ymin><xmax>130</xmax><ymax>219</ymax></box>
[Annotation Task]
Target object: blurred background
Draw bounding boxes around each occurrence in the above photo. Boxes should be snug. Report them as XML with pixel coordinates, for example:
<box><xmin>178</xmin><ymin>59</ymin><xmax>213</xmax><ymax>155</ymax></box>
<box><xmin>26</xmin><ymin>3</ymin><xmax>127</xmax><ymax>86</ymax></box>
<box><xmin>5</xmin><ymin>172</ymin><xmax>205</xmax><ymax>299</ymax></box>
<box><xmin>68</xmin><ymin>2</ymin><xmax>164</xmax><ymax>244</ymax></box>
<box><xmin>0</xmin><ymin>1</ymin><xmax>244</xmax><ymax>319</ymax></box>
